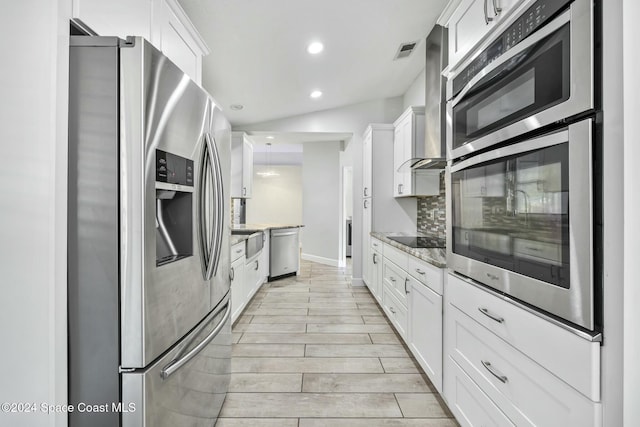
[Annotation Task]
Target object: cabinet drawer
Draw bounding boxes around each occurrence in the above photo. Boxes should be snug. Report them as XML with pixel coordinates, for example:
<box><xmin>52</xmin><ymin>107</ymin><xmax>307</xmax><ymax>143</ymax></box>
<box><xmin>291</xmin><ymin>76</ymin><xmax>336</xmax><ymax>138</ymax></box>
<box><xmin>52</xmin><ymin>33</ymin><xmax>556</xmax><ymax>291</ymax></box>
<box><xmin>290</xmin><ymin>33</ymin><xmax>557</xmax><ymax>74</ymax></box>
<box><xmin>447</xmin><ymin>273</ymin><xmax>600</xmax><ymax>401</ymax></box>
<box><xmin>445</xmin><ymin>357</ymin><xmax>514</xmax><ymax>427</ymax></box>
<box><xmin>407</xmin><ymin>256</ymin><xmax>443</xmax><ymax>295</ymax></box>
<box><xmin>231</xmin><ymin>242</ymin><xmax>245</xmax><ymax>262</ymax></box>
<box><xmin>383</xmin><ymin>284</ymin><xmax>407</xmax><ymax>339</ymax></box>
<box><xmin>448</xmin><ymin>304</ymin><xmax>601</xmax><ymax>427</ymax></box>
<box><xmin>383</xmin><ymin>259</ymin><xmax>407</xmax><ymax>307</ymax></box>
<box><xmin>371</xmin><ymin>237</ymin><xmax>384</xmax><ymax>255</ymax></box>
<box><xmin>383</xmin><ymin>243</ymin><xmax>408</xmax><ymax>271</ymax></box>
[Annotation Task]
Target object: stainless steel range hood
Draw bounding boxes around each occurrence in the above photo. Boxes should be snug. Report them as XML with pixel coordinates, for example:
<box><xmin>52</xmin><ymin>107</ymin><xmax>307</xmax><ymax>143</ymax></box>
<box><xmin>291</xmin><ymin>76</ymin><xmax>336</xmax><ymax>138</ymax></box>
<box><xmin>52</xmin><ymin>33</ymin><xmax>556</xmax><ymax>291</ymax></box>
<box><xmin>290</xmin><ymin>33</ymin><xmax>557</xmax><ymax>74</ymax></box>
<box><xmin>411</xmin><ymin>24</ymin><xmax>448</xmax><ymax>170</ymax></box>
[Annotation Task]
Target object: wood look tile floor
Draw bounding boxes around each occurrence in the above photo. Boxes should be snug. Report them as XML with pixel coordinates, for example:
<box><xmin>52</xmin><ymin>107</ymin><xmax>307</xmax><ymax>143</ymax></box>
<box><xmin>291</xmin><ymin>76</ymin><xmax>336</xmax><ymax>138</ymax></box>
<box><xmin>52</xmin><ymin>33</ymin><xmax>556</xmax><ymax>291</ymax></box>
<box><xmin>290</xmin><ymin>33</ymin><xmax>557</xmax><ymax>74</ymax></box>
<box><xmin>215</xmin><ymin>260</ymin><xmax>459</xmax><ymax>427</ymax></box>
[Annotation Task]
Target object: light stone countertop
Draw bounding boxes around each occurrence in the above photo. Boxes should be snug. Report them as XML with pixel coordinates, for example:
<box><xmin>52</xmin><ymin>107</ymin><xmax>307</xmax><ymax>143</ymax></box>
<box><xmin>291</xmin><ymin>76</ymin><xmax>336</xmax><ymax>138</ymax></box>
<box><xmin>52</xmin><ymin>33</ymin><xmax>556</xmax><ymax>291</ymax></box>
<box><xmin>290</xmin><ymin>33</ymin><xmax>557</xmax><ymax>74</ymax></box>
<box><xmin>230</xmin><ymin>224</ymin><xmax>305</xmax><ymax>246</ymax></box>
<box><xmin>371</xmin><ymin>231</ymin><xmax>447</xmax><ymax>268</ymax></box>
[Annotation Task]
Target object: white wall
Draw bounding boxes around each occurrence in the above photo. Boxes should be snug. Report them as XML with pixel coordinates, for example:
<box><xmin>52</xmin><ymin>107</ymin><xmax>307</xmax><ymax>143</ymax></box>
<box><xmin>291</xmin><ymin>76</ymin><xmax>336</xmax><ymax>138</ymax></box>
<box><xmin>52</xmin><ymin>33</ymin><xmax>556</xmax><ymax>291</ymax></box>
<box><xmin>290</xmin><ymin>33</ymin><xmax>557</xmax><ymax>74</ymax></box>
<box><xmin>0</xmin><ymin>1</ymin><xmax>71</xmax><ymax>426</ymax></box>
<box><xmin>344</xmin><ymin>167</ymin><xmax>353</xmax><ymax>219</ymax></box>
<box><xmin>301</xmin><ymin>141</ymin><xmax>342</xmax><ymax>266</ymax></box>
<box><xmin>623</xmin><ymin>0</ymin><xmax>640</xmax><ymax>425</ymax></box>
<box><xmin>237</xmin><ymin>97</ymin><xmax>405</xmax><ymax>281</ymax></box>
<box><xmin>246</xmin><ymin>165</ymin><xmax>303</xmax><ymax>225</ymax></box>
<box><xmin>403</xmin><ymin>68</ymin><xmax>426</xmax><ymax>109</ymax></box>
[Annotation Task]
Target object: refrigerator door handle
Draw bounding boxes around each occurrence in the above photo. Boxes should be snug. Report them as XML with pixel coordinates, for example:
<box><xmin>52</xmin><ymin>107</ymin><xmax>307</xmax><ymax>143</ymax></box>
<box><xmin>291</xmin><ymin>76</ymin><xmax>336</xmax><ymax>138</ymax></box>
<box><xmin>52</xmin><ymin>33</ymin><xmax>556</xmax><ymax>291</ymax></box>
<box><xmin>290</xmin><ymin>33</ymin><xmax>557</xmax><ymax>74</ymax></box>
<box><xmin>200</xmin><ymin>133</ymin><xmax>224</xmax><ymax>281</ymax></box>
<box><xmin>207</xmin><ymin>132</ymin><xmax>225</xmax><ymax>280</ymax></box>
<box><xmin>160</xmin><ymin>299</ymin><xmax>231</xmax><ymax>380</ymax></box>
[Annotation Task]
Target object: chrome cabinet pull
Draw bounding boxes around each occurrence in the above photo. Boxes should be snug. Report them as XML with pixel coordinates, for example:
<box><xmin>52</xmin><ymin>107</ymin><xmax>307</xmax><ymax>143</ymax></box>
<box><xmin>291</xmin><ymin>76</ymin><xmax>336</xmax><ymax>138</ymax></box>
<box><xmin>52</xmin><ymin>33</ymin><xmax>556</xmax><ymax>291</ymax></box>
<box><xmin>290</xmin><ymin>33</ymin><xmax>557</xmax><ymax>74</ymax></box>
<box><xmin>482</xmin><ymin>360</ymin><xmax>508</xmax><ymax>383</ymax></box>
<box><xmin>230</xmin><ymin>267</ymin><xmax>235</xmax><ymax>281</ymax></box>
<box><xmin>478</xmin><ymin>307</ymin><xmax>505</xmax><ymax>324</ymax></box>
<box><xmin>492</xmin><ymin>0</ymin><xmax>502</xmax><ymax>14</ymax></box>
<box><xmin>398</xmin><ymin>183</ymin><xmax>404</xmax><ymax>195</ymax></box>
<box><xmin>484</xmin><ymin>0</ymin><xmax>493</xmax><ymax>24</ymax></box>
<box><xmin>255</xmin><ymin>260</ymin><xmax>259</xmax><ymax>271</ymax></box>
<box><xmin>373</xmin><ymin>254</ymin><xmax>378</xmax><ymax>264</ymax></box>
<box><xmin>415</xmin><ymin>268</ymin><xmax>425</xmax><ymax>275</ymax></box>
<box><xmin>364</xmin><ymin>199</ymin><xmax>369</xmax><ymax>209</ymax></box>
<box><xmin>404</xmin><ymin>277</ymin><xmax>410</xmax><ymax>294</ymax></box>
<box><xmin>364</xmin><ymin>187</ymin><xmax>369</xmax><ymax>197</ymax></box>
<box><xmin>389</xmin><ymin>306</ymin><xmax>396</xmax><ymax>314</ymax></box>
<box><xmin>235</xmin><ymin>249</ymin><xmax>243</xmax><ymax>254</ymax></box>
<box><xmin>390</xmin><ymin>277</ymin><xmax>396</xmax><ymax>283</ymax></box>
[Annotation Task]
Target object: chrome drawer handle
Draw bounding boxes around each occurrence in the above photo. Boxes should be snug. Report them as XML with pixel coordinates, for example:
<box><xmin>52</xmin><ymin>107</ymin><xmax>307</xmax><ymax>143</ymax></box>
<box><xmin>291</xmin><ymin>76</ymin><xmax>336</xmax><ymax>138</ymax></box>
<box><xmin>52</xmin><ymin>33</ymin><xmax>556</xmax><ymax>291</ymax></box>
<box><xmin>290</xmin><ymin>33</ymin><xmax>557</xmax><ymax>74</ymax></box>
<box><xmin>389</xmin><ymin>306</ymin><xmax>396</xmax><ymax>314</ymax></box>
<box><xmin>404</xmin><ymin>277</ymin><xmax>410</xmax><ymax>294</ymax></box>
<box><xmin>478</xmin><ymin>307</ymin><xmax>504</xmax><ymax>324</ymax></box>
<box><xmin>415</xmin><ymin>268</ymin><xmax>425</xmax><ymax>275</ymax></box>
<box><xmin>236</xmin><ymin>249</ymin><xmax>243</xmax><ymax>254</ymax></box>
<box><xmin>390</xmin><ymin>277</ymin><xmax>396</xmax><ymax>282</ymax></box>
<box><xmin>482</xmin><ymin>360</ymin><xmax>508</xmax><ymax>384</ymax></box>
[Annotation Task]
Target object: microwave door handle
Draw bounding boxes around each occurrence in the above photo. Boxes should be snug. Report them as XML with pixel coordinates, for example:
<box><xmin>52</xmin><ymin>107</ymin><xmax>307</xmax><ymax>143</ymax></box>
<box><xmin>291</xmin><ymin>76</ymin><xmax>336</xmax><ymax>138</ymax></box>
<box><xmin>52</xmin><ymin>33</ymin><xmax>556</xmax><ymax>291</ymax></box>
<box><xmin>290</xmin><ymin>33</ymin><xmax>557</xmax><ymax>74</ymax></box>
<box><xmin>160</xmin><ymin>299</ymin><xmax>231</xmax><ymax>380</ymax></box>
<box><xmin>450</xmin><ymin>129</ymin><xmax>569</xmax><ymax>173</ymax></box>
<box><xmin>451</xmin><ymin>8</ymin><xmax>571</xmax><ymax>108</ymax></box>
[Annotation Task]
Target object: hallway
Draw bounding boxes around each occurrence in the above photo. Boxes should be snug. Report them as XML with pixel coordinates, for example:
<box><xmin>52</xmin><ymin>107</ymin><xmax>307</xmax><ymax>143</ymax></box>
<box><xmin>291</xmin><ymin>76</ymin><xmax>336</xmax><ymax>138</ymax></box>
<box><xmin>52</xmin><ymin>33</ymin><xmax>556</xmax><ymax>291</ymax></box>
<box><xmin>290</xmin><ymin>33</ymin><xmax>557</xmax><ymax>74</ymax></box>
<box><xmin>215</xmin><ymin>260</ymin><xmax>458</xmax><ymax>426</ymax></box>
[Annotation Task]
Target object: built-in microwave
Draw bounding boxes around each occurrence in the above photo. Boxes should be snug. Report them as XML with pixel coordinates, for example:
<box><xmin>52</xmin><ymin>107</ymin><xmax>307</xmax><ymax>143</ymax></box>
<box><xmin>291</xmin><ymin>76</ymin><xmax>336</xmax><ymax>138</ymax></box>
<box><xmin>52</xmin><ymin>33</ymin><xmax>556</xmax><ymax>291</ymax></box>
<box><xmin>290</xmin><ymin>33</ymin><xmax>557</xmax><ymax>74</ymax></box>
<box><xmin>445</xmin><ymin>0</ymin><xmax>600</xmax><ymax>333</ymax></box>
<box><xmin>446</xmin><ymin>0</ymin><xmax>595</xmax><ymax>160</ymax></box>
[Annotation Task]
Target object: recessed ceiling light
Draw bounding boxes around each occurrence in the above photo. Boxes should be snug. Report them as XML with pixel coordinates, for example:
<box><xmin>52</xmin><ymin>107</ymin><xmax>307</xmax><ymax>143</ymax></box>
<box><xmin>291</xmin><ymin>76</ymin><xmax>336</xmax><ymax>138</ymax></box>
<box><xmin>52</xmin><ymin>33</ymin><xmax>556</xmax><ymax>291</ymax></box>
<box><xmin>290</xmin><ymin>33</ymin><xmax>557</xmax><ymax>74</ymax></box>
<box><xmin>307</xmin><ymin>41</ymin><xmax>324</xmax><ymax>55</ymax></box>
<box><xmin>310</xmin><ymin>90</ymin><xmax>323</xmax><ymax>99</ymax></box>
<box><xmin>266</xmin><ymin>136</ymin><xmax>275</xmax><ymax>140</ymax></box>
<box><xmin>230</xmin><ymin>104</ymin><xmax>244</xmax><ymax>110</ymax></box>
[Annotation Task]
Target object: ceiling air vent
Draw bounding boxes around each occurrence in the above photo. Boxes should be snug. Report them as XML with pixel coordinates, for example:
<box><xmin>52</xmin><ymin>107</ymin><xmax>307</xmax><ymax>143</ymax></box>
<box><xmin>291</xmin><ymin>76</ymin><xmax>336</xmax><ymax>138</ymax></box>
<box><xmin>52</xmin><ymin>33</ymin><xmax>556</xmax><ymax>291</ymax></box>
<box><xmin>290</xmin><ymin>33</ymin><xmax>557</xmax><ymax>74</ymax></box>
<box><xmin>394</xmin><ymin>40</ymin><xmax>419</xmax><ymax>60</ymax></box>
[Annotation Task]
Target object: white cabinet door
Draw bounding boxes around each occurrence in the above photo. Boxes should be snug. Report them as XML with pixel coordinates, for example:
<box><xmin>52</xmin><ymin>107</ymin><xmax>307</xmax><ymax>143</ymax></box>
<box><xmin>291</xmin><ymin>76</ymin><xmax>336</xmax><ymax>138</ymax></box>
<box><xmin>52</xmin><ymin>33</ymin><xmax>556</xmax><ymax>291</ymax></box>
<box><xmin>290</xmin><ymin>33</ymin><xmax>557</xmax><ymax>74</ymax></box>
<box><xmin>393</xmin><ymin>125</ymin><xmax>405</xmax><ymax>197</ymax></box>
<box><xmin>152</xmin><ymin>0</ymin><xmax>208</xmax><ymax>84</ymax></box>
<box><xmin>408</xmin><ymin>280</ymin><xmax>443</xmax><ymax>393</ymax></box>
<box><xmin>362</xmin><ymin>198</ymin><xmax>372</xmax><ymax>285</ymax></box>
<box><xmin>230</xmin><ymin>132</ymin><xmax>254</xmax><ymax>198</ymax></box>
<box><xmin>363</xmin><ymin>130</ymin><xmax>373</xmax><ymax>198</ymax></box>
<box><xmin>448</xmin><ymin>0</ymin><xmax>523</xmax><ymax>70</ymax></box>
<box><xmin>72</xmin><ymin>0</ymin><xmax>151</xmax><ymax>40</ymax></box>
<box><xmin>241</xmin><ymin>137</ymin><xmax>254</xmax><ymax>198</ymax></box>
<box><xmin>230</xmin><ymin>256</ymin><xmax>246</xmax><ymax>323</ymax></box>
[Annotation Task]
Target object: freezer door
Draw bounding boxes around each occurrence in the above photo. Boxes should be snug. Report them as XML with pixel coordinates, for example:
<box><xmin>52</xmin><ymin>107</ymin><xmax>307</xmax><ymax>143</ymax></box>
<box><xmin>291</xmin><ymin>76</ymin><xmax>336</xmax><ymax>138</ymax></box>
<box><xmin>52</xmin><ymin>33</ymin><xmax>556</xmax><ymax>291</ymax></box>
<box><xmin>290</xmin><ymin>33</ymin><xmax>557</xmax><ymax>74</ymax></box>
<box><xmin>119</xmin><ymin>38</ymin><xmax>230</xmax><ymax>368</ymax></box>
<box><xmin>122</xmin><ymin>296</ymin><xmax>231</xmax><ymax>427</ymax></box>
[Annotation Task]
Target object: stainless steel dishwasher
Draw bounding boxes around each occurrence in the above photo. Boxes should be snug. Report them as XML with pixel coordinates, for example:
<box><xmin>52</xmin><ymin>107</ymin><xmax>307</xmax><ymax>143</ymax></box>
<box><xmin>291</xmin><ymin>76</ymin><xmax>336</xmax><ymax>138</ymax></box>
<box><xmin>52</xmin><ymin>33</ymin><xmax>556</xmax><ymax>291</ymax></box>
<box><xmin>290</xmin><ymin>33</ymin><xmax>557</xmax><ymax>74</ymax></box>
<box><xmin>269</xmin><ymin>227</ymin><xmax>300</xmax><ymax>281</ymax></box>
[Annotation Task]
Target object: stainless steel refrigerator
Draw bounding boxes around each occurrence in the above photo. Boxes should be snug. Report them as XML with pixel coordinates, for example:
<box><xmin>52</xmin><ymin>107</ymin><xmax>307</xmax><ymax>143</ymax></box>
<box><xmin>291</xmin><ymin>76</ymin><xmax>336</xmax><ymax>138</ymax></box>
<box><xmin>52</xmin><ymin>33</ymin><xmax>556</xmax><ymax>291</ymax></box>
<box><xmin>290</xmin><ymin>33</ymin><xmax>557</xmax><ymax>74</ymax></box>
<box><xmin>68</xmin><ymin>36</ymin><xmax>231</xmax><ymax>426</ymax></box>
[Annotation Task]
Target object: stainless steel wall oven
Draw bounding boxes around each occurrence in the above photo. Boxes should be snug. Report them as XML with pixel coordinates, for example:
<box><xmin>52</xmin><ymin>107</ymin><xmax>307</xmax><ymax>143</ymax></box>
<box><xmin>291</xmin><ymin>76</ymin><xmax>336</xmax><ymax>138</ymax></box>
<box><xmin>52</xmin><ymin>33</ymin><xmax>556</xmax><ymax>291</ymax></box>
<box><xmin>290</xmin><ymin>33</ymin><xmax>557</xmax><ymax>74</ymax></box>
<box><xmin>446</xmin><ymin>0</ymin><xmax>601</xmax><ymax>334</ymax></box>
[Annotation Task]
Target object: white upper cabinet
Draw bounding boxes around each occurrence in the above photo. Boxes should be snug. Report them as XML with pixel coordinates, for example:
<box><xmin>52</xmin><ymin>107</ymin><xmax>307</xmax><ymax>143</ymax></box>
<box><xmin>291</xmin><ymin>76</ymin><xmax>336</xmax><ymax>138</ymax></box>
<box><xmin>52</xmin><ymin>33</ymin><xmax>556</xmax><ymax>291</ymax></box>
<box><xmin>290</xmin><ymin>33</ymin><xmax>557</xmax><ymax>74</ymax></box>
<box><xmin>72</xmin><ymin>0</ymin><xmax>152</xmax><ymax>40</ymax></box>
<box><xmin>393</xmin><ymin>106</ymin><xmax>439</xmax><ymax>197</ymax></box>
<box><xmin>73</xmin><ymin>0</ymin><xmax>209</xmax><ymax>85</ymax></box>
<box><xmin>151</xmin><ymin>0</ymin><xmax>210</xmax><ymax>85</ymax></box>
<box><xmin>447</xmin><ymin>0</ymin><xmax>521</xmax><ymax>70</ymax></box>
<box><xmin>231</xmin><ymin>132</ymin><xmax>254</xmax><ymax>199</ymax></box>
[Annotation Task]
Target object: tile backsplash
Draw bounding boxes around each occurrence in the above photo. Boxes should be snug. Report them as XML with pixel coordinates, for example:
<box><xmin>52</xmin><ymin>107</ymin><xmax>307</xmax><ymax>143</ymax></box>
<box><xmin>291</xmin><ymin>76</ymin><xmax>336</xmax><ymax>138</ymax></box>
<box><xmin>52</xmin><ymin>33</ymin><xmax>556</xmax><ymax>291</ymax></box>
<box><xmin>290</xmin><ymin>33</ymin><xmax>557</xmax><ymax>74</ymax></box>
<box><xmin>417</xmin><ymin>172</ymin><xmax>446</xmax><ymax>239</ymax></box>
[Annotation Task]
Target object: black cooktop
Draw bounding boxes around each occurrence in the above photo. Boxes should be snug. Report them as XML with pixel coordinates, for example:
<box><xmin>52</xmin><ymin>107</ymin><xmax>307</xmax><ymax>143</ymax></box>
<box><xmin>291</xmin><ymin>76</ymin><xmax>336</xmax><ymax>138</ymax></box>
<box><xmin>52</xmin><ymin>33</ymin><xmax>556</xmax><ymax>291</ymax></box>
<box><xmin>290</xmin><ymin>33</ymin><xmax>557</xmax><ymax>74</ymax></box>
<box><xmin>387</xmin><ymin>235</ymin><xmax>446</xmax><ymax>249</ymax></box>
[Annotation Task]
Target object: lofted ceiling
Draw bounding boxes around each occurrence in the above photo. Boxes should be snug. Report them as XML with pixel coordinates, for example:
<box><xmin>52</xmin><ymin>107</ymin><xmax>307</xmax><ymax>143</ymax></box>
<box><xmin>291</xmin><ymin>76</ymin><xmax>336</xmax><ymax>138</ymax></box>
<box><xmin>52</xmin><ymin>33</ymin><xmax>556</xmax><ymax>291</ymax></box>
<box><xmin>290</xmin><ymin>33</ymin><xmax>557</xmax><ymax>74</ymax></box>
<box><xmin>179</xmin><ymin>0</ymin><xmax>448</xmax><ymax>126</ymax></box>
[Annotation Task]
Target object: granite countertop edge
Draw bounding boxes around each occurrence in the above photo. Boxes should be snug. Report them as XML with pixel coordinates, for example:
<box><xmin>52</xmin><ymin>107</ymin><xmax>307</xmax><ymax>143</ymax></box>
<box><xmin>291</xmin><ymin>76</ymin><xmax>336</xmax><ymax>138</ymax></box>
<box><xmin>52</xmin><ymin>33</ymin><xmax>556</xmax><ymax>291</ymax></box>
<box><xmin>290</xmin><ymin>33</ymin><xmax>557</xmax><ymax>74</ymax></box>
<box><xmin>370</xmin><ymin>231</ymin><xmax>447</xmax><ymax>268</ymax></box>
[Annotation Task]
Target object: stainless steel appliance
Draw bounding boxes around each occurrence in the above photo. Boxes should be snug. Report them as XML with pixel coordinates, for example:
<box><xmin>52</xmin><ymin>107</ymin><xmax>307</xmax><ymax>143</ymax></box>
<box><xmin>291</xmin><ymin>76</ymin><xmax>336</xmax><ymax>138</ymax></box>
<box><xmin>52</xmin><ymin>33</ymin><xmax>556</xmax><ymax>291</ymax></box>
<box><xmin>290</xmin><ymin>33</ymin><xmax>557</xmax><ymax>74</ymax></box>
<box><xmin>446</xmin><ymin>0</ymin><xmax>601</xmax><ymax>333</ymax></box>
<box><xmin>269</xmin><ymin>228</ymin><xmax>300</xmax><ymax>280</ymax></box>
<box><xmin>412</xmin><ymin>24</ymin><xmax>448</xmax><ymax>170</ymax></box>
<box><xmin>447</xmin><ymin>0</ymin><xmax>594</xmax><ymax>159</ymax></box>
<box><xmin>68</xmin><ymin>36</ymin><xmax>231</xmax><ymax>426</ymax></box>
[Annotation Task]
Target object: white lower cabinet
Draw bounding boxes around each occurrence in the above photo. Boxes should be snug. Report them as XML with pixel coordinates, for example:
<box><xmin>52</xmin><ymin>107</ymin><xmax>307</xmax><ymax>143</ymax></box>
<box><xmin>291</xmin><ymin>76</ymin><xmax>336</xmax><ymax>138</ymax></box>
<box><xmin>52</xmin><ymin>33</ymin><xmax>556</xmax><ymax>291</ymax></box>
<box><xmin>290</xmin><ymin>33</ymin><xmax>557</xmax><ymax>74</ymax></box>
<box><xmin>446</xmin><ymin>357</ymin><xmax>515</xmax><ymax>427</ymax></box>
<box><xmin>408</xmin><ymin>276</ymin><xmax>443</xmax><ymax>393</ymax></box>
<box><xmin>375</xmin><ymin>240</ymin><xmax>444</xmax><ymax>392</ymax></box>
<box><xmin>230</xmin><ymin>242</ymin><xmax>246</xmax><ymax>323</ymax></box>
<box><xmin>244</xmin><ymin>253</ymin><xmax>262</xmax><ymax>304</ymax></box>
<box><xmin>444</xmin><ymin>273</ymin><xmax>602</xmax><ymax>427</ymax></box>
<box><xmin>382</xmin><ymin>284</ymin><xmax>408</xmax><ymax>339</ymax></box>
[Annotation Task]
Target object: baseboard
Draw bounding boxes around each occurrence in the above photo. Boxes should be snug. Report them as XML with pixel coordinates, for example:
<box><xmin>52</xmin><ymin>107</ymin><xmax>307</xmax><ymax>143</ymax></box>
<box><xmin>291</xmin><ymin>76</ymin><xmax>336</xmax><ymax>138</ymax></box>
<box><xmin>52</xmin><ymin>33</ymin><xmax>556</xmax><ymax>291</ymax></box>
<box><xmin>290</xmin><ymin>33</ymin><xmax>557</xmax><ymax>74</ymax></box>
<box><xmin>301</xmin><ymin>253</ymin><xmax>340</xmax><ymax>267</ymax></box>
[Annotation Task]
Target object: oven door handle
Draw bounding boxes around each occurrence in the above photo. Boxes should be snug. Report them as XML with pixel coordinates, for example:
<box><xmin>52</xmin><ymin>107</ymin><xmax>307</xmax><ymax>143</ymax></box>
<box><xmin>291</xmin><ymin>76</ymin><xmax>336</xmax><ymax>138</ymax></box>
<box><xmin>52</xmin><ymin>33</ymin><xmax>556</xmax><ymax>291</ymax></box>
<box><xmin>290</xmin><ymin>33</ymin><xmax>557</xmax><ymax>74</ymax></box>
<box><xmin>451</xmin><ymin>8</ymin><xmax>570</xmax><ymax>108</ymax></box>
<box><xmin>450</xmin><ymin>128</ymin><xmax>568</xmax><ymax>173</ymax></box>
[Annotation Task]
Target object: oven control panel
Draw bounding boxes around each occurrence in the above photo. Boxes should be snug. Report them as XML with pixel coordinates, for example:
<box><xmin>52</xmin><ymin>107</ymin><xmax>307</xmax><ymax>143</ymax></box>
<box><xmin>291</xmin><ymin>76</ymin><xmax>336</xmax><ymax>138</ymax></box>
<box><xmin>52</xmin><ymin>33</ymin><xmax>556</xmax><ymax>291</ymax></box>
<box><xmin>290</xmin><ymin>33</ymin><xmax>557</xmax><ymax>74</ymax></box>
<box><xmin>452</xmin><ymin>0</ymin><xmax>570</xmax><ymax>99</ymax></box>
<box><xmin>156</xmin><ymin>149</ymin><xmax>194</xmax><ymax>186</ymax></box>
